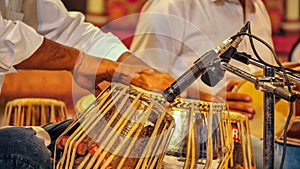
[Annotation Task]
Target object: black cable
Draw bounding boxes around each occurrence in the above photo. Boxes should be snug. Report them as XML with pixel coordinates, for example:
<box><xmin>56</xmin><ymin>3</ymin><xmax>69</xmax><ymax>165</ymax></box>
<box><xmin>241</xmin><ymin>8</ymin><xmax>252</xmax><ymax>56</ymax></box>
<box><xmin>280</xmin><ymin>102</ymin><xmax>294</xmax><ymax>169</ymax></box>
<box><xmin>230</xmin><ymin>32</ymin><xmax>292</xmax><ymax>91</ymax></box>
<box><xmin>241</xmin><ymin>23</ymin><xmax>292</xmax><ymax>91</ymax></box>
<box><xmin>245</xmin><ymin>24</ymin><xmax>294</xmax><ymax>169</ymax></box>
<box><xmin>245</xmin><ymin>22</ymin><xmax>265</xmax><ymax>63</ymax></box>
<box><xmin>231</xmin><ymin>28</ymin><xmax>296</xmax><ymax>169</ymax></box>
<box><xmin>246</xmin><ymin>23</ymin><xmax>300</xmax><ymax>74</ymax></box>
<box><xmin>241</xmin><ymin>55</ymin><xmax>300</xmax><ymax>75</ymax></box>
<box><xmin>245</xmin><ymin>22</ymin><xmax>270</xmax><ymax>68</ymax></box>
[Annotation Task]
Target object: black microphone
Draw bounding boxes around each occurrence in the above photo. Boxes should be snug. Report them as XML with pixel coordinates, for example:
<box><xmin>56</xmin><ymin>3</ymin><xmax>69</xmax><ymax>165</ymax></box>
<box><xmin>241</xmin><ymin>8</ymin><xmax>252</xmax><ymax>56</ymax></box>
<box><xmin>200</xmin><ymin>47</ymin><xmax>236</xmax><ymax>87</ymax></box>
<box><xmin>201</xmin><ymin>26</ymin><xmax>247</xmax><ymax>87</ymax></box>
<box><xmin>163</xmin><ymin>50</ymin><xmax>219</xmax><ymax>103</ymax></box>
<box><xmin>163</xmin><ymin>37</ymin><xmax>238</xmax><ymax>103</ymax></box>
<box><xmin>163</xmin><ymin>25</ymin><xmax>248</xmax><ymax>103</ymax></box>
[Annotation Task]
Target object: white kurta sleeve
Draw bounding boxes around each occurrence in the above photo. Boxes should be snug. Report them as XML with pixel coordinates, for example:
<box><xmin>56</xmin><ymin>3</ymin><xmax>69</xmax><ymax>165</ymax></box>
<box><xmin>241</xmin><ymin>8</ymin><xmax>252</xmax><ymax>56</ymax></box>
<box><xmin>32</xmin><ymin>0</ymin><xmax>128</xmax><ymax>61</ymax></box>
<box><xmin>0</xmin><ymin>14</ymin><xmax>43</xmax><ymax>93</ymax></box>
<box><xmin>0</xmin><ymin>15</ymin><xmax>43</xmax><ymax>73</ymax></box>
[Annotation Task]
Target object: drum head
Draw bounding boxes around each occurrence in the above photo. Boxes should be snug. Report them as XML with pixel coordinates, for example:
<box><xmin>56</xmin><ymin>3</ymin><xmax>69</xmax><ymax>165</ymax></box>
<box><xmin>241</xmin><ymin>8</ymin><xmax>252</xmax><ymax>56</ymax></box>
<box><xmin>236</xmin><ymin>80</ymin><xmax>294</xmax><ymax>139</ymax></box>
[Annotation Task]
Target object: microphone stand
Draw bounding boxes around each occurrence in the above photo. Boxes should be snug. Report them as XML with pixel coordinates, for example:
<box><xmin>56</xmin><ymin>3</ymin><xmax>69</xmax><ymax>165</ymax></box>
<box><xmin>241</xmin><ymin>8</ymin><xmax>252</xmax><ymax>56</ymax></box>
<box><xmin>232</xmin><ymin>52</ymin><xmax>300</xmax><ymax>83</ymax></box>
<box><xmin>263</xmin><ymin>66</ymin><xmax>275</xmax><ymax>169</ymax></box>
<box><xmin>220</xmin><ymin>61</ymin><xmax>297</xmax><ymax>169</ymax></box>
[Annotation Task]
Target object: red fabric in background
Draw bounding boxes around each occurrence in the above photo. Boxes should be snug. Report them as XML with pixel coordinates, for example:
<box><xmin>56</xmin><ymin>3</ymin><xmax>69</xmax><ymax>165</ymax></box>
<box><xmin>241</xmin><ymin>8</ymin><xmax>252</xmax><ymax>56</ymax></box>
<box><xmin>273</xmin><ymin>35</ymin><xmax>299</xmax><ymax>55</ymax></box>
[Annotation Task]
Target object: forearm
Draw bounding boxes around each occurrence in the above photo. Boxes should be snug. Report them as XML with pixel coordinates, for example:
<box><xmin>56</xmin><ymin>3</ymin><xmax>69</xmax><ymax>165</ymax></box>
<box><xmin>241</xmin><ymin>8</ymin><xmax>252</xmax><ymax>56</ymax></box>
<box><xmin>15</xmin><ymin>38</ymin><xmax>80</xmax><ymax>71</ymax></box>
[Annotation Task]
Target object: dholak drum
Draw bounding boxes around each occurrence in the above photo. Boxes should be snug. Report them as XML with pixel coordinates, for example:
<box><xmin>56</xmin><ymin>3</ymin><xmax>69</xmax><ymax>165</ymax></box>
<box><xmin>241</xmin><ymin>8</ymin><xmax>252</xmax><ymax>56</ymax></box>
<box><xmin>1</xmin><ymin>98</ymin><xmax>68</xmax><ymax>126</ymax></box>
<box><xmin>54</xmin><ymin>83</ymin><xmax>175</xmax><ymax>169</ymax></box>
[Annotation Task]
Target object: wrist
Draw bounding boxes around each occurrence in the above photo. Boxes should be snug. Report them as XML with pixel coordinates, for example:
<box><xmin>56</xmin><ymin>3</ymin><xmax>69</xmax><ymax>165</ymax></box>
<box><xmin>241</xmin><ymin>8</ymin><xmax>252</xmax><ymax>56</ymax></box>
<box><xmin>72</xmin><ymin>51</ymin><xmax>85</xmax><ymax>73</ymax></box>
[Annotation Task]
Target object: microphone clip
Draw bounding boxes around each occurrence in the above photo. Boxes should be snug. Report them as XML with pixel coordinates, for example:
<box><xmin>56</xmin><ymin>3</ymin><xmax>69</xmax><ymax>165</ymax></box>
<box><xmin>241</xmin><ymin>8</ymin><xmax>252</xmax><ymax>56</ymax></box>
<box><xmin>219</xmin><ymin>46</ymin><xmax>237</xmax><ymax>63</ymax></box>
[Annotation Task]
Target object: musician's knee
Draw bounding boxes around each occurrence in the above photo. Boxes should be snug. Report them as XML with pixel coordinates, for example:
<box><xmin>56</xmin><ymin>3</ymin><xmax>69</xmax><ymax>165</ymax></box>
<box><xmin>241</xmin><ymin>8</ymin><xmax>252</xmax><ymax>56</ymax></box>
<box><xmin>0</xmin><ymin>127</ymin><xmax>52</xmax><ymax>169</ymax></box>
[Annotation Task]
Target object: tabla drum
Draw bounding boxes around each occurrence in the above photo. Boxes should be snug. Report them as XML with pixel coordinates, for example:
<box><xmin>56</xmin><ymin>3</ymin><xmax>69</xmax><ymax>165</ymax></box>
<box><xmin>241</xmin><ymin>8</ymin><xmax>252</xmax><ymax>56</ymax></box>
<box><xmin>281</xmin><ymin>62</ymin><xmax>300</xmax><ymax>117</ymax></box>
<box><xmin>1</xmin><ymin>98</ymin><xmax>68</xmax><ymax>126</ymax></box>
<box><xmin>272</xmin><ymin>62</ymin><xmax>300</xmax><ymax>168</ymax></box>
<box><xmin>54</xmin><ymin>83</ymin><xmax>175</xmax><ymax>169</ymax></box>
<box><xmin>274</xmin><ymin>116</ymin><xmax>300</xmax><ymax>169</ymax></box>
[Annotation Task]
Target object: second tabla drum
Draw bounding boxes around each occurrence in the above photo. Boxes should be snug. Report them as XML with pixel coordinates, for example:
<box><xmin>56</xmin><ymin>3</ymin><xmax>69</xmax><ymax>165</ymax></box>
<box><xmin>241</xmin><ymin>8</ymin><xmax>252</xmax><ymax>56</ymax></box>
<box><xmin>2</xmin><ymin>98</ymin><xmax>68</xmax><ymax>127</ymax></box>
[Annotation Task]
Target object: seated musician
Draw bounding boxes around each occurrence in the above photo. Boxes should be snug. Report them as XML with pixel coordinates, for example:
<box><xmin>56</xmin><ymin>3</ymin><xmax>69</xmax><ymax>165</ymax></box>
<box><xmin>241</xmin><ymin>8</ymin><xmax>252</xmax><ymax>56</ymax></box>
<box><xmin>130</xmin><ymin>0</ymin><xmax>300</xmax><ymax>168</ymax></box>
<box><xmin>0</xmin><ymin>0</ymin><xmax>175</xmax><ymax>168</ymax></box>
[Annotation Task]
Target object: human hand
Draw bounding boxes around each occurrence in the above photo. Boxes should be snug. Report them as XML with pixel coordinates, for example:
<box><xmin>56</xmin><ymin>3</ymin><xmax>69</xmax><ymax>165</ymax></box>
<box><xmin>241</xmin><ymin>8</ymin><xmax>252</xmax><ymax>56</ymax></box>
<box><xmin>116</xmin><ymin>52</ymin><xmax>175</xmax><ymax>92</ymax></box>
<box><xmin>225</xmin><ymin>80</ymin><xmax>255</xmax><ymax>119</ymax></box>
<box><xmin>73</xmin><ymin>52</ymin><xmax>174</xmax><ymax>95</ymax></box>
<box><xmin>131</xmin><ymin>69</ymin><xmax>175</xmax><ymax>92</ymax></box>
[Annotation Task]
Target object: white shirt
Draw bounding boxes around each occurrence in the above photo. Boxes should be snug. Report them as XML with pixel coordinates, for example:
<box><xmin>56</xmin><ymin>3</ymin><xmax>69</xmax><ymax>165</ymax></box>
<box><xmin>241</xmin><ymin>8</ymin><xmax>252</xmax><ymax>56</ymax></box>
<box><xmin>130</xmin><ymin>0</ymin><xmax>275</xmax><ymax>94</ymax></box>
<box><xmin>0</xmin><ymin>0</ymin><xmax>128</xmax><ymax>91</ymax></box>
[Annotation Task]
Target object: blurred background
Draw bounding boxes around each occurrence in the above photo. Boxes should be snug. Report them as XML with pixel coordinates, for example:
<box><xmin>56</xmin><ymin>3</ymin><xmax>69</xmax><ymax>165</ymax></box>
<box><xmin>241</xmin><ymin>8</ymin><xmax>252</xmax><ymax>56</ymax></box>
<box><xmin>0</xmin><ymin>0</ymin><xmax>299</xmax><ymax>118</ymax></box>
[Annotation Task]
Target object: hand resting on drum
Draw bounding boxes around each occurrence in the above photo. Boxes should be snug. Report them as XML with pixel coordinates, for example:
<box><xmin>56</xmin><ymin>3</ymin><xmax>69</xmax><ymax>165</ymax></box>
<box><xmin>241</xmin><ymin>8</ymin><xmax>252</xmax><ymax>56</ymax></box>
<box><xmin>73</xmin><ymin>52</ymin><xmax>175</xmax><ymax>95</ymax></box>
<box><xmin>116</xmin><ymin>52</ymin><xmax>176</xmax><ymax>93</ymax></box>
